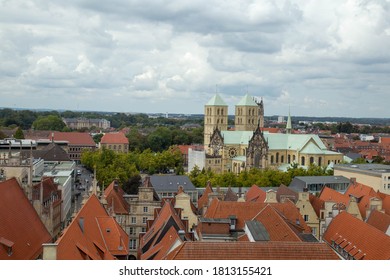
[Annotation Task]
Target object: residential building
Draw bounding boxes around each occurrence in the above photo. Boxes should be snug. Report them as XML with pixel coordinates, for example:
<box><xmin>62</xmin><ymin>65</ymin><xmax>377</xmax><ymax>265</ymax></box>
<box><xmin>100</xmin><ymin>132</ymin><xmax>129</xmax><ymax>153</ymax></box>
<box><xmin>139</xmin><ymin>199</ymin><xmax>193</xmax><ymax>260</ymax></box>
<box><xmin>0</xmin><ymin>178</ymin><xmax>52</xmax><ymax>260</ymax></box>
<box><xmin>32</xmin><ymin>177</ymin><xmax>62</xmax><ymax>239</ymax></box>
<box><xmin>173</xmin><ymin>186</ymin><xmax>198</xmax><ymax>232</ymax></box>
<box><xmin>334</xmin><ymin>164</ymin><xmax>390</xmax><ymax>194</ymax></box>
<box><xmin>150</xmin><ymin>175</ymin><xmax>198</xmax><ymax>204</ymax></box>
<box><xmin>121</xmin><ymin>177</ymin><xmax>161</xmax><ymax>259</ymax></box>
<box><xmin>323</xmin><ymin>211</ymin><xmax>390</xmax><ymax>260</ymax></box>
<box><xmin>51</xmin><ymin>132</ymin><xmax>96</xmax><ymax>162</ymax></box>
<box><xmin>43</xmin><ymin>194</ymin><xmax>129</xmax><ymax>260</ymax></box>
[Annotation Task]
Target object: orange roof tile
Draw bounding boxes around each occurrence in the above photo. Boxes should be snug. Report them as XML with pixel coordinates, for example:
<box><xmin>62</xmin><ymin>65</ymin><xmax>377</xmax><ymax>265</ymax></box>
<box><xmin>0</xmin><ymin>178</ymin><xmax>52</xmax><ymax>260</ymax></box>
<box><xmin>253</xmin><ymin>205</ymin><xmax>302</xmax><ymax>242</ymax></box>
<box><xmin>319</xmin><ymin>186</ymin><xmax>350</xmax><ymax>206</ymax></box>
<box><xmin>100</xmin><ymin>132</ymin><xmax>129</xmax><ymax>144</ymax></box>
<box><xmin>197</xmin><ymin>182</ymin><xmax>214</xmax><ymax>210</ymax></box>
<box><xmin>323</xmin><ymin>211</ymin><xmax>390</xmax><ymax>260</ymax></box>
<box><xmin>309</xmin><ymin>194</ymin><xmax>325</xmax><ymax>217</ymax></box>
<box><xmin>245</xmin><ymin>184</ymin><xmax>266</xmax><ymax>202</ymax></box>
<box><xmin>52</xmin><ymin>132</ymin><xmax>96</xmax><ymax>146</ymax></box>
<box><xmin>366</xmin><ymin>210</ymin><xmax>390</xmax><ymax>233</ymax></box>
<box><xmin>104</xmin><ymin>181</ymin><xmax>130</xmax><ymax>214</ymax></box>
<box><xmin>345</xmin><ymin>182</ymin><xmax>380</xmax><ymax>219</ymax></box>
<box><xmin>55</xmin><ymin>195</ymin><xmax>128</xmax><ymax>259</ymax></box>
<box><xmin>270</xmin><ymin>201</ymin><xmax>312</xmax><ymax>233</ymax></box>
<box><xmin>166</xmin><ymin>242</ymin><xmax>339</xmax><ymax>260</ymax></box>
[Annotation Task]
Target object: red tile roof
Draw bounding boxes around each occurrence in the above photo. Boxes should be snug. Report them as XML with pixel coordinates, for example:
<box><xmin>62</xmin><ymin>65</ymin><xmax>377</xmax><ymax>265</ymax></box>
<box><xmin>104</xmin><ymin>181</ymin><xmax>130</xmax><ymax>214</ymax></box>
<box><xmin>55</xmin><ymin>195</ymin><xmax>128</xmax><ymax>259</ymax></box>
<box><xmin>380</xmin><ymin>137</ymin><xmax>390</xmax><ymax>144</ymax></box>
<box><xmin>205</xmin><ymin>199</ymin><xmax>311</xmax><ymax>234</ymax></box>
<box><xmin>166</xmin><ymin>241</ymin><xmax>339</xmax><ymax>260</ymax></box>
<box><xmin>197</xmin><ymin>182</ymin><xmax>214</xmax><ymax>210</ymax></box>
<box><xmin>253</xmin><ymin>205</ymin><xmax>302</xmax><ymax>242</ymax></box>
<box><xmin>309</xmin><ymin>194</ymin><xmax>325</xmax><ymax>217</ymax></box>
<box><xmin>52</xmin><ymin>132</ymin><xmax>96</xmax><ymax>146</ymax></box>
<box><xmin>140</xmin><ymin>199</ymin><xmax>190</xmax><ymax>260</ymax></box>
<box><xmin>366</xmin><ymin>210</ymin><xmax>390</xmax><ymax>233</ymax></box>
<box><xmin>0</xmin><ymin>178</ymin><xmax>52</xmax><ymax>260</ymax></box>
<box><xmin>345</xmin><ymin>182</ymin><xmax>380</xmax><ymax>219</ymax></box>
<box><xmin>245</xmin><ymin>184</ymin><xmax>266</xmax><ymax>202</ymax></box>
<box><xmin>101</xmin><ymin>132</ymin><xmax>129</xmax><ymax>144</ymax></box>
<box><xmin>323</xmin><ymin>211</ymin><xmax>390</xmax><ymax>260</ymax></box>
<box><xmin>32</xmin><ymin>177</ymin><xmax>61</xmax><ymax>202</ymax></box>
<box><xmin>319</xmin><ymin>186</ymin><xmax>349</xmax><ymax>206</ymax></box>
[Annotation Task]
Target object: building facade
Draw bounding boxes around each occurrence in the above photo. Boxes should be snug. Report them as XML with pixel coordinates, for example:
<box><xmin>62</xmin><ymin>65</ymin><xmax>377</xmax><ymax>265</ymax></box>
<box><xmin>204</xmin><ymin>94</ymin><xmax>343</xmax><ymax>174</ymax></box>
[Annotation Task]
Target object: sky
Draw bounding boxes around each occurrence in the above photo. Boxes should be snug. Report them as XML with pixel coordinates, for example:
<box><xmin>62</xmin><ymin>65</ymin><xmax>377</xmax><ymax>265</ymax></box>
<box><xmin>1</xmin><ymin>0</ymin><xmax>390</xmax><ymax>118</ymax></box>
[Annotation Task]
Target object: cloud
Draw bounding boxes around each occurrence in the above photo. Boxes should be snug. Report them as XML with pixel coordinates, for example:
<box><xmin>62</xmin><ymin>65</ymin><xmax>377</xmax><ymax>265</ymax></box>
<box><xmin>0</xmin><ymin>0</ymin><xmax>390</xmax><ymax>117</ymax></box>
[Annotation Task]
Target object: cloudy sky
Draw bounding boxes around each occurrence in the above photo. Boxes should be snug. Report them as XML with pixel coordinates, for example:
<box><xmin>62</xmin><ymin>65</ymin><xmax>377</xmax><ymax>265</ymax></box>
<box><xmin>1</xmin><ymin>0</ymin><xmax>390</xmax><ymax>118</ymax></box>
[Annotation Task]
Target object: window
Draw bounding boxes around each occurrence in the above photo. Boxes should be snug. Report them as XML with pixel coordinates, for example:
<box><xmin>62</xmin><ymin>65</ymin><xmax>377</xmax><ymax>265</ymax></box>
<box><xmin>304</xmin><ymin>215</ymin><xmax>309</xmax><ymax>222</ymax></box>
<box><xmin>310</xmin><ymin>157</ymin><xmax>314</xmax><ymax>164</ymax></box>
<box><xmin>141</xmin><ymin>227</ymin><xmax>146</xmax><ymax>233</ymax></box>
<box><xmin>143</xmin><ymin>207</ymin><xmax>148</xmax><ymax>213</ymax></box>
<box><xmin>276</xmin><ymin>152</ymin><xmax>279</xmax><ymax>163</ymax></box>
<box><xmin>131</xmin><ymin>217</ymin><xmax>136</xmax><ymax>224</ymax></box>
<box><xmin>301</xmin><ymin>156</ymin><xmax>305</xmax><ymax>165</ymax></box>
<box><xmin>129</xmin><ymin>227</ymin><xmax>135</xmax><ymax>235</ymax></box>
<box><xmin>143</xmin><ymin>217</ymin><xmax>148</xmax><ymax>224</ymax></box>
<box><xmin>312</xmin><ymin>227</ymin><xmax>317</xmax><ymax>236</ymax></box>
<box><xmin>129</xmin><ymin>239</ymin><xmax>137</xmax><ymax>250</ymax></box>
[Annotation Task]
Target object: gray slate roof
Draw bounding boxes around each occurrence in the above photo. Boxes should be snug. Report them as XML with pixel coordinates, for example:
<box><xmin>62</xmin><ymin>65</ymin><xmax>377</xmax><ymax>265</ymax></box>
<box><xmin>149</xmin><ymin>175</ymin><xmax>197</xmax><ymax>192</ymax></box>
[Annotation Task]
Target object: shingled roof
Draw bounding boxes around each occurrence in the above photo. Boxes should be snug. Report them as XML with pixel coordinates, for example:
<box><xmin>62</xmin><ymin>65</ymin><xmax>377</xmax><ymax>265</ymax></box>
<box><xmin>366</xmin><ymin>210</ymin><xmax>390</xmax><ymax>234</ymax></box>
<box><xmin>100</xmin><ymin>132</ymin><xmax>129</xmax><ymax>144</ymax></box>
<box><xmin>0</xmin><ymin>178</ymin><xmax>52</xmax><ymax>260</ymax></box>
<box><xmin>323</xmin><ymin>211</ymin><xmax>390</xmax><ymax>260</ymax></box>
<box><xmin>165</xmin><ymin>241</ymin><xmax>339</xmax><ymax>260</ymax></box>
<box><xmin>52</xmin><ymin>132</ymin><xmax>96</xmax><ymax>146</ymax></box>
<box><xmin>245</xmin><ymin>184</ymin><xmax>266</xmax><ymax>202</ymax></box>
<box><xmin>345</xmin><ymin>182</ymin><xmax>381</xmax><ymax>219</ymax></box>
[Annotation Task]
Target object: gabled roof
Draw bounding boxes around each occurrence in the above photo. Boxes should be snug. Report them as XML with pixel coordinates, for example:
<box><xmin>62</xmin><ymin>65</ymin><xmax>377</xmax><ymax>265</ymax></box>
<box><xmin>206</xmin><ymin>94</ymin><xmax>227</xmax><ymax>106</ymax></box>
<box><xmin>323</xmin><ymin>211</ymin><xmax>390</xmax><ymax>260</ymax></box>
<box><xmin>276</xmin><ymin>185</ymin><xmax>298</xmax><ymax>203</ymax></box>
<box><xmin>0</xmin><ymin>178</ymin><xmax>52</xmax><ymax>260</ymax></box>
<box><xmin>32</xmin><ymin>177</ymin><xmax>61</xmax><ymax>203</ymax></box>
<box><xmin>100</xmin><ymin>132</ymin><xmax>129</xmax><ymax>144</ymax></box>
<box><xmin>245</xmin><ymin>184</ymin><xmax>266</xmax><ymax>202</ymax></box>
<box><xmin>140</xmin><ymin>200</ymin><xmax>190</xmax><ymax>260</ymax></box>
<box><xmin>345</xmin><ymin>182</ymin><xmax>380</xmax><ymax>219</ymax></box>
<box><xmin>236</xmin><ymin>94</ymin><xmax>258</xmax><ymax>106</ymax></box>
<box><xmin>32</xmin><ymin>142</ymin><xmax>70</xmax><ymax>161</ymax></box>
<box><xmin>309</xmin><ymin>194</ymin><xmax>325</xmax><ymax>217</ymax></box>
<box><xmin>197</xmin><ymin>182</ymin><xmax>214</xmax><ymax>210</ymax></box>
<box><xmin>52</xmin><ymin>132</ymin><xmax>96</xmax><ymax>146</ymax></box>
<box><xmin>55</xmin><ymin>195</ymin><xmax>128</xmax><ymax>259</ymax></box>
<box><xmin>224</xmin><ymin>187</ymin><xmax>238</xmax><ymax>201</ymax></box>
<box><xmin>366</xmin><ymin>210</ymin><xmax>390</xmax><ymax>233</ymax></box>
<box><xmin>319</xmin><ymin>186</ymin><xmax>350</xmax><ymax>206</ymax></box>
<box><xmin>104</xmin><ymin>181</ymin><xmax>130</xmax><ymax>215</ymax></box>
<box><xmin>253</xmin><ymin>205</ymin><xmax>302</xmax><ymax>242</ymax></box>
<box><xmin>165</xmin><ymin>241</ymin><xmax>339</xmax><ymax>260</ymax></box>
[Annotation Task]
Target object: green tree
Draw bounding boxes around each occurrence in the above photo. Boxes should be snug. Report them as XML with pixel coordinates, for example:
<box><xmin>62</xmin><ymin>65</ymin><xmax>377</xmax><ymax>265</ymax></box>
<box><xmin>13</xmin><ymin>127</ymin><xmax>25</xmax><ymax>139</ymax></box>
<box><xmin>32</xmin><ymin>115</ymin><xmax>66</xmax><ymax>131</ymax></box>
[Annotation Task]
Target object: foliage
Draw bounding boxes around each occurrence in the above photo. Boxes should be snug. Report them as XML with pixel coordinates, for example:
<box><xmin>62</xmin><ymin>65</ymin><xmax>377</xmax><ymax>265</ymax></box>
<box><xmin>189</xmin><ymin>163</ymin><xmax>333</xmax><ymax>189</ymax></box>
<box><xmin>92</xmin><ymin>133</ymin><xmax>104</xmax><ymax>144</ymax></box>
<box><xmin>13</xmin><ymin>127</ymin><xmax>25</xmax><ymax>139</ymax></box>
<box><xmin>32</xmin><ymin>115</ymin><xmax>66</xmax><ymax>131</ymax></box>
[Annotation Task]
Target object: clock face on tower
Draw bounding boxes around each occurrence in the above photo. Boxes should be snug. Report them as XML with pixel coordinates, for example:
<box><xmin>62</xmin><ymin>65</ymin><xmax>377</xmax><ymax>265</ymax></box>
<box><xmin>228</xmin><ymin>147</ymin><xmax>237</xmax><ymax>158</ymax></box>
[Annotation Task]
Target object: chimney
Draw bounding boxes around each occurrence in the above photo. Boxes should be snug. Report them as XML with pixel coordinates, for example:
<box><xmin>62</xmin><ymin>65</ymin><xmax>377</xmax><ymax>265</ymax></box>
<box><xmin>350</xmin><ymin>177</ymin><xmax>356</xmax><ymax>185</ymax></box>
<box><xmin>114</xmin><ymin>180</ymin><xmax>119</xmax><ymax>192</ymax></box>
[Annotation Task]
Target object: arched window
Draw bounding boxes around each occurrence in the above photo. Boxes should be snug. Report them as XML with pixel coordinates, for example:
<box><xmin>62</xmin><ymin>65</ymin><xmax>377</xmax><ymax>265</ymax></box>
<box><xmin>310</xmin><ymin>157</ymin><xmax>314</xmax><ymax>164</ymax></box>
<box><xmin>293</xmin><ymin>155</ymin><xmax>296</xmax><ymax>161</ymax></box>
<box><xmin>276</xmin><ymin>152</ymin><xmax>279</xmax><ymax>163</ymax></box>
<box><xmin>288</xmin><ymin>155</ymin><xmax>291</xmax><ymax>163</ymax></box>
<box><xmin>271</xmin><ymin>155</ymin><xmax>274</xmax><ymax>164</ymax></box>
<box><xmin>217</xmin><ymin>108</ymin><xmax>220</xmax><ymax>115</ymax></box>
<box><xmin>301</xmin><ymin>156</ymin><xmax>305</xmax><ymax>166</ymax></box>
<box><xmin>318</xmin><ymin>157</ymin><xmax>322</xmax><ymax>166</ymax></box>
<box><xmin>281</xmin><ymin>155</ymin><xmax>284</xmax><ymax>163</ymax></box>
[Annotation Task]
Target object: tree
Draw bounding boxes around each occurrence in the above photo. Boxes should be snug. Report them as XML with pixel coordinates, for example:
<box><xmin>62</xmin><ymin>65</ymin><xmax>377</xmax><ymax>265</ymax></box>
<box><xmin>32</xmin><ymin>115</ymin><xmax>66</xmax><ymax>131</ymax></box>
<box><xmin>13</xmin><ymin>127</ymin><xmax>25</xmax><ymax>139</ymax></box>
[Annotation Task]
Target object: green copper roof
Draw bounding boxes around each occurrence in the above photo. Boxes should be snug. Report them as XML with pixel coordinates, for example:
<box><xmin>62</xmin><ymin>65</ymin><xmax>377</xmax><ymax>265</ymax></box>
<box><xmin>236</xmin><ymin>94</ymin><xmax>258</xmax><ymax>106</ymax></box>
<box><xmin>206</xmin><ymin>94</ymin><xmax>227</xmax><ymax>106</ymax></box>
<box><xmin>220</xmin><ymin>130</ymin><xmax>333</xmax><ymax>154</ymax></box>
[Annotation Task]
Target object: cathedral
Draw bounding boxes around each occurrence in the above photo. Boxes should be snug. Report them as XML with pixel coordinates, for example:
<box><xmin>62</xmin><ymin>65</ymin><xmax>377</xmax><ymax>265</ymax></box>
<box><xmin>204</xmin><ymin>94</ymin><xmax>343</xmax><ymax>174</ymax></box>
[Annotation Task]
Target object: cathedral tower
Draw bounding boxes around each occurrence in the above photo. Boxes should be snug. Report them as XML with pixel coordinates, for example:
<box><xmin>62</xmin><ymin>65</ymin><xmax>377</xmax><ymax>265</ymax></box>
<box><xmin>204</xmin><ymin>94</ymin><xmax>228</xmax><ymax>148</ymax></box>
<box><xmin>235</xmin><ymin>94</ymin><xmax>261</xmax><ymax>131</ymax></box>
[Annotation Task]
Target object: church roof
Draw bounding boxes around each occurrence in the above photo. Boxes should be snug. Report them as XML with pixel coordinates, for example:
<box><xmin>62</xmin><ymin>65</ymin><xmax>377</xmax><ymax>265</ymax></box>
<box><xmin>236</xmin><ymin>94</ymin><xmax>258</xmax><ymax>106</ymax></box>
<box><xmin>220</xmin><ymin>131</ymin><xmax>334</xmax><ymax>154</ymax></box>
<box><xmin>206</xmin><ymin>94</ymin><xmax>227</xmax><ymax>106</ymax></box>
